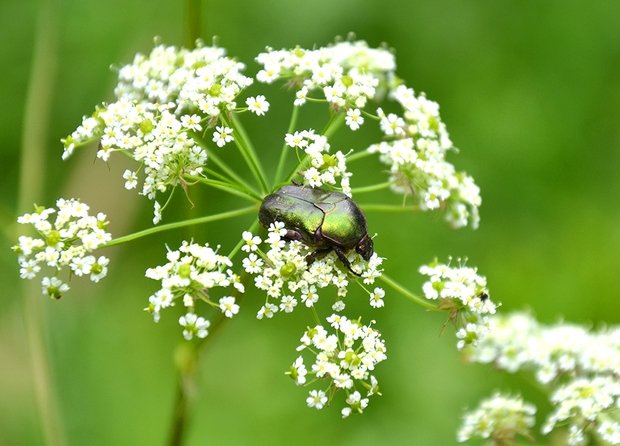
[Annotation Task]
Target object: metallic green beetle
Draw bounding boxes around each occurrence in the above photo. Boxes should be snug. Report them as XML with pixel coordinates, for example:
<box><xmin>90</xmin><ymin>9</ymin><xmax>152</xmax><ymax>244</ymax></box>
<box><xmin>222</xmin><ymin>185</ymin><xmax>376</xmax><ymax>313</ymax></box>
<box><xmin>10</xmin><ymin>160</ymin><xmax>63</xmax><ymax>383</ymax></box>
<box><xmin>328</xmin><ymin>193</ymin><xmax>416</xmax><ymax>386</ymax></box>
<box><xmin>259</xmin><ymin>185</ymin><xmax>373</xmax><ymax>275</ymax></box>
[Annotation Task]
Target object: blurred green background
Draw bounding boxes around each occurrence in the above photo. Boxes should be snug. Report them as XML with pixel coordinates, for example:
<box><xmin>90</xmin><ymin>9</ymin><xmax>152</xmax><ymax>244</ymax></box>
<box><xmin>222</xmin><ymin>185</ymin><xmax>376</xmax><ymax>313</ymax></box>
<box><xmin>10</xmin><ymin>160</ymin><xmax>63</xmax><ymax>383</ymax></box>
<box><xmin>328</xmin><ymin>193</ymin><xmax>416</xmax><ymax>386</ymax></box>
<box><xmin>2</xmin><ymin>0</ymin><xmax>620</xmax><ymax>445</ymax></box>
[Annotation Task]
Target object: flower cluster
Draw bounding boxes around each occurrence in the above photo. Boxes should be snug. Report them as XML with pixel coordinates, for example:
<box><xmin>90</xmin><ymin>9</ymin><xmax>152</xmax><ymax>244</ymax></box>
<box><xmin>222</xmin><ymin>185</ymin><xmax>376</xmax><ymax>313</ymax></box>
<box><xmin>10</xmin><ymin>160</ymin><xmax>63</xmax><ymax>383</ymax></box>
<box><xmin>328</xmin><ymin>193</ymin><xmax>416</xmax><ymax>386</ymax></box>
<box><xmin>256</xmin><ymin>40</ymin><xmax>395</xmax><ymax>125</ymax></box>
<box><xmin>457</xmin><ymin>393</ymin><xmax>536</xmax><ymax>444</ymax></box>
<box><xmin>284</xmin><ymin>129</ymin><xmax>351</xmax><ymax>195</ymax></box>
<box><xmin>13</xmin><ymin>199</ymin><xmax>111</xmax><ymax>299</ymax></box>
<box><xmin>464</xmin><ymin>313</ymin><xmax>620</xmax><ymax>445</ymax></box>
<box><xmin>419</xmin><ymin>259</ymin><xmax>497</xmax><ymax>350</ymax></box>
<box><xmin>241</xmin><ymin>222</ymin><xmax>384</xmax><ymax>318</ymax></box>
<box><xmin>62</xmin><ymin>41</ymin><xmax>268</xmax><ymax>223</ymax></box>
<box><xmin>288</xmin><ymin>314</ymin><xmax>386</xmax><ymax>417</ymax></box>
<box><xmin>543</xmin><ymin>376</ymin><xmax>620</xmax><ymax>445</ymax></box>
<box><xmin>145</xmin><ymin>241</ymin><xmax>243</xmax><ymax>340</ymax></box>
<box><xmin>469</xmin><ymin>313</ymin><xmax>620</xmax><ymax>383</ymax></box>
<box><xmin>369</xmin><ymin>85</ymin><xmax>481</xmax><ymax>229</ymax></box>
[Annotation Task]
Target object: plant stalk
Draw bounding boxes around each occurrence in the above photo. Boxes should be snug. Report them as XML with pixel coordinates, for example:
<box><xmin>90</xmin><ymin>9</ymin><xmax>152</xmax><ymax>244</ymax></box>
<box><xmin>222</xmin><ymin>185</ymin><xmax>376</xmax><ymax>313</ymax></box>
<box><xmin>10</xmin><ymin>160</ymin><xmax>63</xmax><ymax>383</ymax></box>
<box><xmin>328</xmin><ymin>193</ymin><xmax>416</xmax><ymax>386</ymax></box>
<box><xmin>102</xmin><ymin>205</ymin><xmax>257</xmax><ymax>248</ymax></box>
<box><xmin>380</xmin><ymin>274</ymin><xmax>438</xmax><ymax>311</ymax></box>
<box><xmin>18</xmin><ymin>0</ymin><xmax>66</xmax><ymax>444</ymax></box>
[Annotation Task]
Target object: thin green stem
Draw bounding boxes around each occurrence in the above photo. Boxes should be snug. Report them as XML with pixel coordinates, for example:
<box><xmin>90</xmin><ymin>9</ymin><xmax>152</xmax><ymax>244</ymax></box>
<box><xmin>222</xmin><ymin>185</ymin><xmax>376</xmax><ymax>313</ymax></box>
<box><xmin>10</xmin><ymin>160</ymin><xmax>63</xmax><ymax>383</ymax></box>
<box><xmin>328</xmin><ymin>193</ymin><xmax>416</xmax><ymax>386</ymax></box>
<box><xmin>351</xmin><ymin>182</ymin><xmax>391</xmax><ymax>194</ymax></box>
<box><xmin>183</xmin><ymin>0</ymin><xmax>201</xmax><ymax>49</ymax></box>
<box><xmin>322</xmin><ymin>111</ymin><xmax>345</xmax><ymax>138</ymax></box>
<box><xmin>379</xmin><ymin>274</ymin><xmax>438</xmax><ymax>311</ymax></box>
<box><xmin>18</xmin><ymin>0</ymin><xmax>66</xmax><ymax>444</ymax></box>
<box><xmin>203</xmin><ymin>167</ymin><xmax>235</xmax><ymax>184</ymax></box>
<box><xmin>191</xmin><ymin>131</ymin><xmax>260</xmax><ymax>197</ymax></box>
<box><xmin>226</xmin><ymin>114</ymin><xmax>269</xmax><ymax>194</ymax></box>
<box><xmin>360</xmin><ymin>204</ymin><xmax>419</xmax><ymax>212</ymax></box>
<box><xmin>346</xmin><ymin>150</ymin><xmax>374</xmax><ymax>163</ymax></box>
<box><xmin>273</xmin><ymin>105</ymin><xmax>300</xmax><ymax>187</ymax></box>
<box><xmin>184</xmin><ymin>174</ymin><xmax>262</xmax><ymax>202</ymax></box>
<box><xmin>102</xmin><ymin>206</ymin><xmax>257</xmax><ymax>248</ymax></box>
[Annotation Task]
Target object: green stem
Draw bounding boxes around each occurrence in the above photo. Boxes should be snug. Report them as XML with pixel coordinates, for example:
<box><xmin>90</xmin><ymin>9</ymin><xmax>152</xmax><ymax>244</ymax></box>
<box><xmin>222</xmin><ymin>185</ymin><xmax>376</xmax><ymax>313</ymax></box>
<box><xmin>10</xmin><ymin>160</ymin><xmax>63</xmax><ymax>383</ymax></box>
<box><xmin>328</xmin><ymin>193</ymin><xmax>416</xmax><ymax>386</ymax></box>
<box><xmin>102</xmin><ymin>206</ymin><xmax>257</xmax><ymax>248</ymax></box>
<box><xmin>184</xmin><ymin>0</ymin><xmax>201</xmax><ymax>49</ymax></box>
<box><xmin>347</xmin><ymin>150</ymin><xmax>374</xmax><ymax>163</ymax></box>
<box><xmin>168</xmin><ymin>343</ymin><xmax>197</xmax><ymax>446</ymax></box>
<box><xmin>379</xmin><ymin>274</ymin><xmax>438</xmax><ymax>311</ymax></box>
<box><xmin>351</xmin><ymin>182</ymin><xmax>391</xmax><ymax>194</ymax></box>
<box><xmin>18</xmin><ymin>0</ymin><xmax>66</xmax><ymax>444</ymax></box>
<box><xmin>226</xmin><ymin>114</ymin><xmax>269</xmax><ymax>194</ymax></box>
<box><xmin>191</xmin><ymin>131</ymin><xmax>260</xmax><ymax>197</ymax></box>
<box><xmin>184</xmin><ymin>174</ymin><xmax>262</xmax><ymax>202</ymax></box>
<box><xmin>360</xmin><ymin>204</ymin><xmax>419</xmax><ymax>212</ymax></box>
<box><xmin>204</xmin><ymin>167</ymin><xmax>235</xmax><ymax>184</ymax></box>
<box><xmin>322</xmin><ymin>111</ymin><xmax>345</xmax><ymax>138</ymax></box>
<box><xmin>273</xmin><ymin>105</ymin><xmax>300</xmax><ymax>187</ymax></box>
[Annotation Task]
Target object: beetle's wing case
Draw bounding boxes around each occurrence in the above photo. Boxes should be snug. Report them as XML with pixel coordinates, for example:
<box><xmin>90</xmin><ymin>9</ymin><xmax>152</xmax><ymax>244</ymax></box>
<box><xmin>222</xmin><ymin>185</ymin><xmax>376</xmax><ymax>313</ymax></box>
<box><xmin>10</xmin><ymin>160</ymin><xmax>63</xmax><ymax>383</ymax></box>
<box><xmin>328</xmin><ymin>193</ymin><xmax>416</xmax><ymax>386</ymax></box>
<box><xmin>319</xmin><ymin>198</ymin><xmax>368</xmax><ymax>250</ymax></box>
<box><xmin>259</xmin><ymin>188</ymin><xmax>326</xmax><ymax>245</ymax></box>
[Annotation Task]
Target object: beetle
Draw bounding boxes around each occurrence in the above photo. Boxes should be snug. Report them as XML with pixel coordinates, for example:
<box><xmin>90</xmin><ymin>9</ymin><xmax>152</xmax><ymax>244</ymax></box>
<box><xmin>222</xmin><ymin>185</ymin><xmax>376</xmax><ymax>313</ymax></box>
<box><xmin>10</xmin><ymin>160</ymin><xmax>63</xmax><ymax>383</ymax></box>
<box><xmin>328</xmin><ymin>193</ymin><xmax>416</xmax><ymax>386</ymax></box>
<box><xmin>258</xmin><ymin>185</ymin><xmax>373</xmax><ymax>276</ymax></box>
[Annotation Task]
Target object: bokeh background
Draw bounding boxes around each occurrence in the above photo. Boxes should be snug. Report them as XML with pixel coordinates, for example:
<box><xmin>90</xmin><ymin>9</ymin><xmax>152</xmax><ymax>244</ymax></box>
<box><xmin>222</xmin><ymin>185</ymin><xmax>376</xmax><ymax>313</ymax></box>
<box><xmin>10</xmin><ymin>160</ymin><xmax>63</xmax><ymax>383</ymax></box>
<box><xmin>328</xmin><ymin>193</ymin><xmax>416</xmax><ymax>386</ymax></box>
<box><xmin>2</xmin><ymin>0</ymin><xmax>620</xmax><ymax>445</ymax></box>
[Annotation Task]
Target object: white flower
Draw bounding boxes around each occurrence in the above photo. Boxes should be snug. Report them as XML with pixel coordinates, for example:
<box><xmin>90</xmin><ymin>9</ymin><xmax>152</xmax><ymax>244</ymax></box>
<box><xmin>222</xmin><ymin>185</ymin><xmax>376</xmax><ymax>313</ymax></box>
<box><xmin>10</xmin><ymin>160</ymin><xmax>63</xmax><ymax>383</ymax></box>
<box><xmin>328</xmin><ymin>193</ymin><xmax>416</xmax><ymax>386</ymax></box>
<box><xmin>213</xmin><ymin>126</ymin><xmax>234</xmax><ymax>147</ymax></box>
<box><xmin>123</xmin><ymin>169</ymin><xmax>138</xmax><ymax>189</ymax></box>
<box><xmin>369</xmin><ymin>287</ymin><xmax>385</xmax><ymax>308</ymax></box>
<box><xmin>345</xmin><ymin>108</ymin><xmax>364</xmax><ymax>131</ymax></box>
<box><xmin>257</xmin><ymin>303</ymin><xmax>278</xmax><ymax>319</ymax></box>
<box><xmin>242</xmin><ymin>231</ymin><xmax>261</xmax><ymax>252</ymax></box>
<box><xmin>288</xmin><ymin>356</ymin><xmax>307</xmax><ymax>385</ymax></box>
<box><xmin>219</xmin><ymin>296</ymin><xmax>239</xmax><ymax>318</ymax></box>
<box><xmin>245</xmin><ymin>95</ymin><xmax>270</xmax><ymax>116</ymax></box>
<box><xmin>179</xmin><ymin>313</ymin><xmax>210</xmax><ymax>340</ymax></box>
<box><xmin>180</xmin><ymin>114</ymin><xmax>203</xmax><ymax>131</ymax></box>
<box><xmin>41</xmin><ymin>276</ymin><xmax>70</xmax><ymax>299</ymax></box>
<box><xmin>306</xmin><ymin>390</ymin><xmax>328</xmax><ymax>410</ymax></box>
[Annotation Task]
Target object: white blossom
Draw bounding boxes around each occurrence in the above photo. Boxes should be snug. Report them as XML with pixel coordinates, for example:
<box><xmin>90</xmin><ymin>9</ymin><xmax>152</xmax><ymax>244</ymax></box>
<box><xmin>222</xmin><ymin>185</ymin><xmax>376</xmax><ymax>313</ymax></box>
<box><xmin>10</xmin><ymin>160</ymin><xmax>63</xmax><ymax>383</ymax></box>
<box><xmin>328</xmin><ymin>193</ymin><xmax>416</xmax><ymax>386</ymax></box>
<box><xmin>14</xmin><ymin>199</ymin><xmax>112</xmax><ymax>298</ymax></box>
<box><xmin>145</xmin><ymin>241</ymin><xmax>242</xmax><ymax>339</ymax></box>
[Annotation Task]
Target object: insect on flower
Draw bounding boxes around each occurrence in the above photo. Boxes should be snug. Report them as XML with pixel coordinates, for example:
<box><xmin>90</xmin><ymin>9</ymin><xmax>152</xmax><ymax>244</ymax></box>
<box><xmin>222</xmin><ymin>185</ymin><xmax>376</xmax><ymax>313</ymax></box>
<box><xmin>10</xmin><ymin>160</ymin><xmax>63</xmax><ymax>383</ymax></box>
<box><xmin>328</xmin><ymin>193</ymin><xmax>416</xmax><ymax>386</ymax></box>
<box><xmin>258</xmin><ymin>185</ymin><xmax>373</xmax><ymax>276</ymax></box>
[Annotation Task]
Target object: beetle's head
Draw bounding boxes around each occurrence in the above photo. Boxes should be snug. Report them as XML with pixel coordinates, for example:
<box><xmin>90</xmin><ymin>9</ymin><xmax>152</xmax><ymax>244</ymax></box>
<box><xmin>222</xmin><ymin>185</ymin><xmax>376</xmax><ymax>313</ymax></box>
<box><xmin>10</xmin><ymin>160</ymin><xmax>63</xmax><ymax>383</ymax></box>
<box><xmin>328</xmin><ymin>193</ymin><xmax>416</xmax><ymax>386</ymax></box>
<box><xmin>355</xmin><ymin>234</ymin><xmax>374</xmax><ymax>261</ymax></box>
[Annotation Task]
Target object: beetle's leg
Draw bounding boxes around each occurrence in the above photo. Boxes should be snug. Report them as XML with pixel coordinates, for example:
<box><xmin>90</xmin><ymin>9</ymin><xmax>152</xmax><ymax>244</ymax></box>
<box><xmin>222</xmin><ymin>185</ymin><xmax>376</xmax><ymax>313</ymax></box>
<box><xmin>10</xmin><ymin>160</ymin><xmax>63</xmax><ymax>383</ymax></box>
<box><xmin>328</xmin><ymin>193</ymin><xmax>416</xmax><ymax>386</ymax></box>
<box><xmin>333</xmin><ymin>247</ymin><xmax>362</xmax><ymax>277</ymax></box>
<box><xmin>284</xmin><ymin>229</ymin><xmax>304</xmax><ymax>242</ymax></box>
<box><xmin>305</xmin><ymin>247</ymin><xmax>333</xmax><ymax>265</ymax></box>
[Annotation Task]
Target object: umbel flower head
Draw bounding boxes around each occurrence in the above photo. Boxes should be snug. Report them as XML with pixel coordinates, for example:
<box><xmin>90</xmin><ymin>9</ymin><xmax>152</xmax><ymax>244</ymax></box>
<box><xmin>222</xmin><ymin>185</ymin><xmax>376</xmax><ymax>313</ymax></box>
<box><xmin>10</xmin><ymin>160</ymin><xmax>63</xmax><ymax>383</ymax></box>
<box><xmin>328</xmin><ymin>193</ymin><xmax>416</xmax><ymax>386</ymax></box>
<box><xmin>61</xmin><ymin>40</ymin><xmax>268</xmax><ymax>224</ymax></box>
<box><xmin>369</xmin><ymin>86</ymin><xmax>481</xmax><ymax>229</ymax></box>
<box><xmin>465</xmin><ymin>312</ymin><xmax>620</xmax><ymax>445</ymax></box>
<box><xmin>256</xmin><ymin>38</ymin><xmax>480</xmax><ymax>229</ymax></box>
<box><xmin>419</xmin><ymin>258</ymin><xmax>497</xmax><ymax>350</ymax></box>
<box><xmin>13</xmin><ymin>199</ymin><xmax>112</xmax><ymax>299</ymax></box>
<box><xmin>145</xmin><ymin>240</ymin><xmax>243</xmax><ymax>340</ymax></box>
<box><xmin>458</xmin><ymin>393</ymin><xmax>536</xmax><ymax>444</ymax></box>
<box><xmin>288</xmin><ymin>314</ymin><xmax>386</xmax><ymax>417</ymax></box>
<box><xmin>241</xmin><ymin>222</ymin><xmax>384</xmax><ymax>318</ymax></box>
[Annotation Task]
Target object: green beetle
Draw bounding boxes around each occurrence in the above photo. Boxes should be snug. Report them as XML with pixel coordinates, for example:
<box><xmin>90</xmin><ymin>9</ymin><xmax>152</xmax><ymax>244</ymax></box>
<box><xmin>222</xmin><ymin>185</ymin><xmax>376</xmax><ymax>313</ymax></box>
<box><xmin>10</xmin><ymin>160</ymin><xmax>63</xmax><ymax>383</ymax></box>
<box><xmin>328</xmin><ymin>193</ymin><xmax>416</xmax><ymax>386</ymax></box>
<box><xmin>259</xmin><ymin>185</ymin><xmax>373</xmax><ymax>275</ymax></box>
